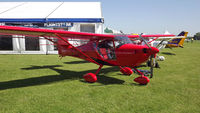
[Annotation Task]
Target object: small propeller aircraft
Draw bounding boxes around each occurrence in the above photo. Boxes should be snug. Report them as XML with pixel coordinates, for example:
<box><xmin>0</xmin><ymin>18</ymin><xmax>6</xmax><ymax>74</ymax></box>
<box><xmin>131</xmin><ymin>31</ymin><xmax>188</xmax><ymax>68</ymax></box>
<box><xmin>150</xmin><ymin>31</ymin><xmax>188</xmax><ymax>50</ymax></box>
<box><xmin>0</xmin><ymin>25</ymin><xmax>175</xmax><ymax>85</ymax></box>
<box><xmin>148</xmin><ymin>31</ymin><xmax>188</xmax><ymax>67</ymax></box>
<box><xmin>165</xmin><ymin>31</ymin><xmax>188</xmax><ymax>48</ymax></box>
<box><xmin>132</xmin><ymin>31</ymin><xmax>188</xmax><ymax>50</ymax></box>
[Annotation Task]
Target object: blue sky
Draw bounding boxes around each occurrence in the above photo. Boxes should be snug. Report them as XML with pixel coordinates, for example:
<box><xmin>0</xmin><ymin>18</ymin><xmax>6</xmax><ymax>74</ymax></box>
<box><xmin>1</xmin><ymin>0</ymin><xmax>199</xmax><ymax>36</ymax></box>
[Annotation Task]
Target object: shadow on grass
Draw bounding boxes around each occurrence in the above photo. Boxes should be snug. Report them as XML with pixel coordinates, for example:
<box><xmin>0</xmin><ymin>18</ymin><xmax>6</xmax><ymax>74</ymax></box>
<box><xmin>130</xmin><ymin>83</ymin><xmax>148</xmax><ymax>87</ymax></box>
<box><xmin>0</xmin><ymin>65</ymin><xmax>124</xmax><ymax>90</ymax></box>
<box><xmin>135</xmin><ymin>64</ymin><xmax>148</xmax><ymax>68</ymax></box>
<box><xmin>63</xmin><ymin>61</ymin><xmax>89</xmax><ymax>64</ymax></box>
<box><xmin>161</xmin><ymin>52</ymin><xmax>176</xmax><ymax>55</ymax></box>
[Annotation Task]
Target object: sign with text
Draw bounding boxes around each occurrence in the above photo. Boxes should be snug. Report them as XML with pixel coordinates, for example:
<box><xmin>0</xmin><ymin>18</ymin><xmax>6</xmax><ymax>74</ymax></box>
<box><xmin>44</xmin><ymin>22</ymin><xmax>73</xmax><ymax>28</ymax></box>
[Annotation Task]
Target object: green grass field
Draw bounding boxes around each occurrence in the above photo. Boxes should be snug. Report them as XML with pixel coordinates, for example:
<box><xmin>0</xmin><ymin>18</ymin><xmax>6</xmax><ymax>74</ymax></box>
<box><xmin>0</xmin><ymin>41</ymin><xmax>200</xmax><ymax>113</ymax></box>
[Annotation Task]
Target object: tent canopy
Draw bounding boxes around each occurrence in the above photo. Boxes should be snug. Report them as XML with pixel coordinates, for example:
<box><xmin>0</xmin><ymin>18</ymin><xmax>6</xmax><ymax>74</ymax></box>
<box><xmin>0</xmin><ymin>2</ymin><xmax>103</xmax><ymax>23</ymax></box>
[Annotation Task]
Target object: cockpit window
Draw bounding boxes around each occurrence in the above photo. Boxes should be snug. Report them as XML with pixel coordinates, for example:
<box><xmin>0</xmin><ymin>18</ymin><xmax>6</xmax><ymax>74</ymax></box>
<box><xmin>114</xmin><ymin>36</ymin><xmax>132</xmax><ymax>48</ymax></box>
<box><xmin>97</xmin><ymin>39</ymin><xmax>116</xmax><ymax>60</ymax></box>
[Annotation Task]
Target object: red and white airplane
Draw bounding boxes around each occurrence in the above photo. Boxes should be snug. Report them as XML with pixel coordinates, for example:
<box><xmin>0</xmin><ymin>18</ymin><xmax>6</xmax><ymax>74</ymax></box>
<box><xmin>0</xmin><ymin>25</ymin><xmax>175</xmax><ymax>85</ymax></box>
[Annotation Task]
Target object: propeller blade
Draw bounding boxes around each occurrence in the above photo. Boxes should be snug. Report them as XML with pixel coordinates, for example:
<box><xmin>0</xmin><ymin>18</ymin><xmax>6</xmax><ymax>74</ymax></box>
<box><xmin>139</xmin><ymin>33</ymin><xmax>151</xmax><ymax>49</ymax></box>
<box><xmin>139</xmin><ymin>33</ymin><xmax>158</xmax><ymax>78</ymax></box>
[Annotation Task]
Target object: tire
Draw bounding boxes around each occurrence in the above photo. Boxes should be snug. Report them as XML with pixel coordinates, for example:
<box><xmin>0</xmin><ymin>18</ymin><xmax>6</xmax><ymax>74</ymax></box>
<box><xmin>83</xmin><ymin>73</ymin><xmax>97</xmax><ymax>83</ymax></box>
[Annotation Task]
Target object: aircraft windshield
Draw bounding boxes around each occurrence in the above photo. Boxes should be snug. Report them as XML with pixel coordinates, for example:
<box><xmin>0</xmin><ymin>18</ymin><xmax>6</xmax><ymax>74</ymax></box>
<box><xmin>114</xmin><ymin>36</ymin><xmax>132</xmax><ymax>48</ymax></box>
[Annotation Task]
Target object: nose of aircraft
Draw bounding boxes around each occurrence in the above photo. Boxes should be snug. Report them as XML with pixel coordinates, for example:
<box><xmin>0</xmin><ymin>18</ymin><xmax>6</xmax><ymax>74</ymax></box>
<box><xmin>150</xmin><ymin>47</ymin><xmax>159</xmax><ymax>54</ymax></box>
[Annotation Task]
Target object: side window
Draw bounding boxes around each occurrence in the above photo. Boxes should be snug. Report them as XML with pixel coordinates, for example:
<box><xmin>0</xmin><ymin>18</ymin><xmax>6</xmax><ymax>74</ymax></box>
<box><xmin>97</xmin><ymin>40</ymin><xmax>116</xmax><ymax>60</ymax></box>
<box><xmin>114</xmin><ymin>36</ymin><xmax>132</xmax><ymax>48</ymax></box>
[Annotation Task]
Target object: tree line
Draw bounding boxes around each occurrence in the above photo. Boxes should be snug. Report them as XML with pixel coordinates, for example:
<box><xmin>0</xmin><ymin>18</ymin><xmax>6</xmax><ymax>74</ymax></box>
<box><xmin>193</xmin><ymin>32</ymin><xmax>200</xmax><ymax>40</ymax></box>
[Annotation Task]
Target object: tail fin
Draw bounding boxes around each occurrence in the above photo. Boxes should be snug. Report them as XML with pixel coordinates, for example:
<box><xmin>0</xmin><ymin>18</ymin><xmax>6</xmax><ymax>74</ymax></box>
<box><xmin>178</xmin><ymin>31</ymin><xmax>187</xmax><ymax>36</ymax></box>
<box><xmin>167</xmin><ymin>31</ymin><xmax>188</xmax><ymax>48</ymax></box>
<box><xmin>176</xmin><ymin>31</ymin><xmax>188</xmax><ymax>47</ymax></box>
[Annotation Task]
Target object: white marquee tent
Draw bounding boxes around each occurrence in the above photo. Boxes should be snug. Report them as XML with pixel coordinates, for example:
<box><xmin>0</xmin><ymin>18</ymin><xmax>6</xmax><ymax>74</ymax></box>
<box><xmin>0</xmin><ymin>2</ymin><xmax>104</xmax><ymax>54</ymax></box>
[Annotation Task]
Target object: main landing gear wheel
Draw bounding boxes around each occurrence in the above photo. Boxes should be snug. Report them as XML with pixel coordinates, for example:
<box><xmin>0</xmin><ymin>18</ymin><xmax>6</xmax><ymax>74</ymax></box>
<box><xmin>83</xmin><ymin>73</ymin><xmax>97</xmax><ymax>83</ymax></box>
<box><xmin>120</xmin><ymin>67</ymin><xmax>133</xmax><ymax>75</ymax></box>
<box><xmin>134</xmin><ymin>76</ymin><xmax>150</xmax><ymax>85</ymax></box>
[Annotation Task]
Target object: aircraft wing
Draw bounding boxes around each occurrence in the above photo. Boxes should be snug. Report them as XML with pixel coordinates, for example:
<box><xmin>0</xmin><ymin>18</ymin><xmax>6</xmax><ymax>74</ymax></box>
<box><xmin>0</xmin><ymin>25</ymin><xmax>115</xmax><ymax>40</ymax></box>
<box><xmin>128</xmin><ymin>34</ymin><xmax>176</xmax><ymax>44</ymax></box>
<box><xmin>128</xmin><ymin>34</ymin><xmax>175</xmax><ymax>38</ymax></box>
<box><xmin>0</xmin><ymin>25</ymin><xmax>176</xmax><ymax>41</ymax></box>
<box><xmin>137</xmin><ymin>31</ymin><xmax>188</xmax><ymax>41</ymax></box>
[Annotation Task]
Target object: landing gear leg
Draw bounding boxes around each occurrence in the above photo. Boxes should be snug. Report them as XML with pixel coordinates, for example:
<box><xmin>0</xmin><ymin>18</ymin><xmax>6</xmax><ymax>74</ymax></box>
<box><xmin>132</xmin><ymin>67</ymin><xmax>150</xmax><ymax>85</ymax></box>
<box><xmin>147</xmin><ymin>58</ymin><xmax>160</xmax><ymax>68</ymax></box>
<box><xmin>83</xmin><ymin>65</ymin><xmax>103</xmax><ymax>83</ymax></box>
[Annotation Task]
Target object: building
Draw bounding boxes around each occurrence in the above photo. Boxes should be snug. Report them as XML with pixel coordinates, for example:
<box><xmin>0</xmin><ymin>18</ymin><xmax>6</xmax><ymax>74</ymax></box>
<box><xmin>0</xmin><ymin>2</ymin><xmax>104</xmax><ymax>54</ymax></box>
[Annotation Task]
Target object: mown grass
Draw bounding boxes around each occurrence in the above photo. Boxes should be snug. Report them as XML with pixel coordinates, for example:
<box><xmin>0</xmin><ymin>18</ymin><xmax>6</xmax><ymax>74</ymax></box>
<box><xmin>0</xmin><ymin>41</ymin><xmax>200</xmax><ymax>113</ymax></box>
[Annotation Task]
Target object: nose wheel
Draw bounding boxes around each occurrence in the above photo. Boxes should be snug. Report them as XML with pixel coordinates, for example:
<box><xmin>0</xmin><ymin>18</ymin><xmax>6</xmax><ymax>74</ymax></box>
<box><xmin>134</xmin><ymin>76</ymin><xmax>150</xmax><ymax>85</ymax></box>
<box><xmin>132</xmin><ymin>67</ymin><xmax>150</xmax><ymax>85</ymax></box>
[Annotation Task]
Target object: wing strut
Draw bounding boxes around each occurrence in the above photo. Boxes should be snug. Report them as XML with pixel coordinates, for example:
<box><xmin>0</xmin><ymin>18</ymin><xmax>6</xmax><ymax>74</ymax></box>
<box><xmin>147</xmin><ymin>37</ymin><xmax>160</xmax><ymax>44</ymax></box>
<box><xmin>43</xmin><ymin>37</ymin><xmax>57</xmax><ymax>44</ymax></box>
<box><xmin>54</xmin><ymin>33</ymin><xmax>100</xmax><ymax>65</ymax></box>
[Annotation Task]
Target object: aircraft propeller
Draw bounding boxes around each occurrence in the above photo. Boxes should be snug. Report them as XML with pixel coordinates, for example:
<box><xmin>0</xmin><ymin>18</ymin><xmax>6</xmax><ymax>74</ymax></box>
<box><xmin>139</xmin><ymin>33</ymin><xmax>151</xmax><ymax>49</ymax></box>
<box><xmin>139</xmin><ymin>33</ymin><xmax>155</xmax><ymax>78</ymax></box>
